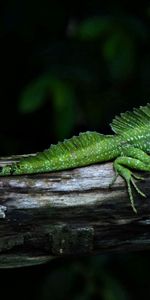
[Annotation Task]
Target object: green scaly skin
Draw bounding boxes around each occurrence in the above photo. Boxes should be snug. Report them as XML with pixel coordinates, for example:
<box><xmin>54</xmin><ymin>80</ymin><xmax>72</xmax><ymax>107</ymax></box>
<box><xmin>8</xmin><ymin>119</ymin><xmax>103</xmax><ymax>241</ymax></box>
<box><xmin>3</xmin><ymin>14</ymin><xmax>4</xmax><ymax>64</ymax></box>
<box><xmin>1</xmin><ymin>103</ymin><xmax>150</xmax><ymax>213</ymax></box>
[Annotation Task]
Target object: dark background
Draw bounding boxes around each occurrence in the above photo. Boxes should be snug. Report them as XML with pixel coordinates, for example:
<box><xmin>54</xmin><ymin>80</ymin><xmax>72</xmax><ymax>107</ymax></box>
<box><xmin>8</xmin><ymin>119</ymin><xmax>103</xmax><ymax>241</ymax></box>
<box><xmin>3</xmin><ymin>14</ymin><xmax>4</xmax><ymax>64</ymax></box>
<box><xmin>0</xmin><ymin>1</ymin><xmax>150</xmax><ymax>299</ymax></box>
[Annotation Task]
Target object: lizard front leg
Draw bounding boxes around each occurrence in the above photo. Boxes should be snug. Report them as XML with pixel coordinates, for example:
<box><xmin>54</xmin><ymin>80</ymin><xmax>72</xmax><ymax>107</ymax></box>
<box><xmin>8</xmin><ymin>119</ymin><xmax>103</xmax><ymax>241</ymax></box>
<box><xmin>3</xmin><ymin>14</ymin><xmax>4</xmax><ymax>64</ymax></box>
<box><xmin>112</xmin><ymin>147</ymin><xmax>150</xmax><ymax>213</ymax></box>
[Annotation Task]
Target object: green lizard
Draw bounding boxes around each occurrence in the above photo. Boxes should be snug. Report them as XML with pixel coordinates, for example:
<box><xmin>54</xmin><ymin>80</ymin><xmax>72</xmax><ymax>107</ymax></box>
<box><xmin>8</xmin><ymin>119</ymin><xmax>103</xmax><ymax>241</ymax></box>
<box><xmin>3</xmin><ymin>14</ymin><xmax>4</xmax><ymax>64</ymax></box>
<box><xmin>0</xmin><ymin>103</ymin><xmax>150</xmax><ymax>213</ymax></box>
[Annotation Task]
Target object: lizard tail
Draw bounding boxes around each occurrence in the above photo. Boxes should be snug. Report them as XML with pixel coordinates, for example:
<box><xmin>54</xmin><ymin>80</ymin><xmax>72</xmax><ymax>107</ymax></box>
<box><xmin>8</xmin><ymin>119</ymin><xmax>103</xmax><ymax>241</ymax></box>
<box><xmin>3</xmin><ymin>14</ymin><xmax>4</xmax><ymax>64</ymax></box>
<box><xmin>0</xmin><ymin>165</ymin><xmax>13</xmax><ymax>176</ymax></box>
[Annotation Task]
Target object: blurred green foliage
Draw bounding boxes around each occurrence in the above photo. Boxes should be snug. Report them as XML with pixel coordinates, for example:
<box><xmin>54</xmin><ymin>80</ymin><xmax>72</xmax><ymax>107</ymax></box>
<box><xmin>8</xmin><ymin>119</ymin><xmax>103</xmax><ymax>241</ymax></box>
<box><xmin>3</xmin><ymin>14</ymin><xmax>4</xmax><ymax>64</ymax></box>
<box><xmin>1</xmin><ymin>1</ymin><xmax>150</xmax><ymax>155</ymax></box>
<box><xmin>19</xmin><ymin>75</ymin><xmax>76</xmax><ymax>138</ymax></box>
<box><xmin>0</xmin><ymin>1</ymin><xmax>150</xmax><ymax>299</ymax></box>
<box><xmin>73</xmin><ymin>16</ymin><xmax>146</xmax><ymax>80</ymax></box>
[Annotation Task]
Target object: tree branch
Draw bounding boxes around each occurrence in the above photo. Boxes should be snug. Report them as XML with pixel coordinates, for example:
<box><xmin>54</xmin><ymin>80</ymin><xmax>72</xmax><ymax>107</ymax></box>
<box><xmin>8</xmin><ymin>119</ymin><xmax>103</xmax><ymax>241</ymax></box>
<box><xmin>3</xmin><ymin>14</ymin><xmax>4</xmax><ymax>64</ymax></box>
<box><xmin>0</xmin><ymin>154</ymin><xmax>150</xmax><ymax>268</ymax></box>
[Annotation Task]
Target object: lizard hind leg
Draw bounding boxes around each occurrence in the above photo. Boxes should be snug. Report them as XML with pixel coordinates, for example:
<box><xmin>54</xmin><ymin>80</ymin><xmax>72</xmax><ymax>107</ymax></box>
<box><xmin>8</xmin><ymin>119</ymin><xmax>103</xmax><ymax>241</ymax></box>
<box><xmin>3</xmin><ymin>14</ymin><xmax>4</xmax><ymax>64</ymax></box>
<box><xmin>113</xmin><ymin>157</ymin><xmax>148</xmax><ymax>213</ymax></box>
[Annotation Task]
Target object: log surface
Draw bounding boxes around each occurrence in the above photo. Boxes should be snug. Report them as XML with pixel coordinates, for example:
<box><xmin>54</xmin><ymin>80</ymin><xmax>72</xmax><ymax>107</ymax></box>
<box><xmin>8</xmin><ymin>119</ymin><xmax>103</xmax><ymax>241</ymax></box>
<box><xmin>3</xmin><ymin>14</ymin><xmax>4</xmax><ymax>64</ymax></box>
<box><xmin>0</xmin><ymin>155</ymin><xmax>150</xmax><ymax>268</ymax></box>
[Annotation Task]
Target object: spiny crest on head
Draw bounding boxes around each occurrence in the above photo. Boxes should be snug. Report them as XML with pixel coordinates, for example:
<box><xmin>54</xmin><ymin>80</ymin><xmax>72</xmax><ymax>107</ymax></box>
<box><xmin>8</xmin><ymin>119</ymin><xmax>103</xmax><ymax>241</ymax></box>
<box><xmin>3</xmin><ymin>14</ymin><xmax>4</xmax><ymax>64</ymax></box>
<box><xmin>110</xmin><ymin>103</ymin><xmax>150</xmax><ymax>135</ymax></box>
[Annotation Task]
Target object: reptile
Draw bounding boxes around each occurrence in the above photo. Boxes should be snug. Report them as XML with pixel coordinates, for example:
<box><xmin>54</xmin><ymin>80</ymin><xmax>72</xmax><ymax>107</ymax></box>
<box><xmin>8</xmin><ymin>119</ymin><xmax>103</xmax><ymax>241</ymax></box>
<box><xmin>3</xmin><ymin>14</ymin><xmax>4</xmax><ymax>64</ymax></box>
<box><xmin>0</xmin><ymin>103</ymin><xmax>150</xmax><ymax>213</ymax></box>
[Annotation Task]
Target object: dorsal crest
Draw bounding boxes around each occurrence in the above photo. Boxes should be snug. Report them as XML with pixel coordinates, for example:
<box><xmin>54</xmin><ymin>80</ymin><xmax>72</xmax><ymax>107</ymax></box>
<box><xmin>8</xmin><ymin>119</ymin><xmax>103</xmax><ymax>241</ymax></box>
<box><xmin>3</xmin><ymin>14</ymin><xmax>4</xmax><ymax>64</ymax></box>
<box><xmin>45</xmin><ymin>131</ymin><xmax>107</xmax><ymax>157</ymax></box>
<box><xmin>110</xmin><ymin>103</ymin><xmax>150</xmax><ymax>135</ymax></box>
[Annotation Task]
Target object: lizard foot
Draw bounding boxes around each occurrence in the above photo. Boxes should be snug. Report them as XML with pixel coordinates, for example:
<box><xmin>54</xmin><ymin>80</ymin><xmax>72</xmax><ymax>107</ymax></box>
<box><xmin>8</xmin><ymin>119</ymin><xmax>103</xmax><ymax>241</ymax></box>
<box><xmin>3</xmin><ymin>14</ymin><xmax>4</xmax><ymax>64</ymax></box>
<box><xmin>127</xmin><ymin>175</ymin><xmax>146</xmax><ymax>213</ymax></box>
<box><xmin>112</xmin><ymin>162</ymin><xmax>146</xmax><ymax>213</ymax></box>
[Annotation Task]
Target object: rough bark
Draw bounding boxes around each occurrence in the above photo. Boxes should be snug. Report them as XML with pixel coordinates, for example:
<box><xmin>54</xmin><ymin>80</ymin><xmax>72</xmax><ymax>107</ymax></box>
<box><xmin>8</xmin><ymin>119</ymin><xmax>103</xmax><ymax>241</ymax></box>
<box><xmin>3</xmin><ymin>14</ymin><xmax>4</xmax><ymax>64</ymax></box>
<box><xmin>0</xmin><ymin>154</ymin><xmax>150</xmax><ymax>268</ymax></box>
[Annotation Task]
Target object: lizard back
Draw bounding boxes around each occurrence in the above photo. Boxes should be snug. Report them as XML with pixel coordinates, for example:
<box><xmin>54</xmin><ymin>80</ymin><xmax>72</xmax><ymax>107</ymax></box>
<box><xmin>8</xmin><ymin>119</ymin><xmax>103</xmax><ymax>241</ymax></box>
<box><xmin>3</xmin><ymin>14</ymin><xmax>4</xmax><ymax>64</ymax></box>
<box><xmin>26</xmin><ymin>131</ymin><xmax>118</xmax><ymax>172</ymax></box>
<box><xmin>0</xmin><ymin>131</ymin><xmax>119</xmax><ymax>175</ymax></box>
